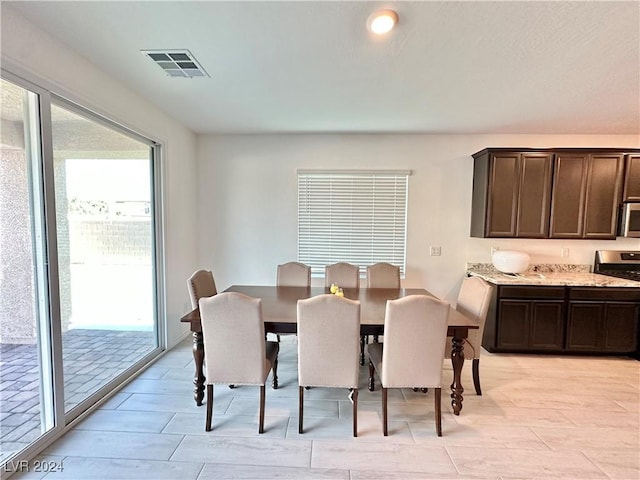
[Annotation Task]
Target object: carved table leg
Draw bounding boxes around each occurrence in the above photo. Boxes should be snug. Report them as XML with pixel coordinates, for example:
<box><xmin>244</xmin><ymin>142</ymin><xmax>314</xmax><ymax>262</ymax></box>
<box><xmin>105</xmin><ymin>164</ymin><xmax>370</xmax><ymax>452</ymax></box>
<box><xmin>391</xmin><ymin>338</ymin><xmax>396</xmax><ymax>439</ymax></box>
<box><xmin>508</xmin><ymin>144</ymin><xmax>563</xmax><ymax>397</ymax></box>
<box><xmin>450</xmin><ymin>335</ymin><xmax>465</xmax><ymax>415</ymax></box>
<box><xmin>192</xmin><ymin>332</ymin><xmax>205</xmax><ymax>406</ymax></box>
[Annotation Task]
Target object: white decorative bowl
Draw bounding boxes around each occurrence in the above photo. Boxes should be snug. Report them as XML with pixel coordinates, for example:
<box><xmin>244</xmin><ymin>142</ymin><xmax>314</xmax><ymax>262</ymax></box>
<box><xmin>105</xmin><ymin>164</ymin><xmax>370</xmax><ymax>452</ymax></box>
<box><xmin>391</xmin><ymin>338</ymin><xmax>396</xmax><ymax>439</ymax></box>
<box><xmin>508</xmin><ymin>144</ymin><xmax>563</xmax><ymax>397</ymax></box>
<box><xmin>492</xmin><ymin>250</ymin><xmax>530</xmax><ymax>274</ymax></box>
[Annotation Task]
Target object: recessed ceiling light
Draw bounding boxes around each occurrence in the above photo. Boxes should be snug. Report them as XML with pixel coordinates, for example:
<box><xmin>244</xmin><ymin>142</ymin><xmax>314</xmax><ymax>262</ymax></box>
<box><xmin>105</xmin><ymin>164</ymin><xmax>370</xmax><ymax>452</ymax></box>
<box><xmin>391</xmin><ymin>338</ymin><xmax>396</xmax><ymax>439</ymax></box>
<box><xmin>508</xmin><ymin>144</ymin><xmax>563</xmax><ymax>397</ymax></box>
<box><xmin>141</xmin><ymin>49</ymin><xmax>209</xmax><ymax>78</ymax></box>
<box><xmin>367</xmin><ymin>9</ymin><xmax>399</xmax><ymax>35</ymax></box>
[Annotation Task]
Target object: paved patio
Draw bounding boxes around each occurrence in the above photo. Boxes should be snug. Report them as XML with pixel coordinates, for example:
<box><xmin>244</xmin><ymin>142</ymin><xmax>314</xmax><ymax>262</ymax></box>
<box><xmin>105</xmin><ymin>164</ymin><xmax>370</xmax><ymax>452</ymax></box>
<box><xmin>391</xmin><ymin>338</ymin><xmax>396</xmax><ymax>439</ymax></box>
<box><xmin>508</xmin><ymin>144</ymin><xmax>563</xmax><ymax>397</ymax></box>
<box><xmin>0</xmin><ymin>329</ymin><xmax>155</xmax><ymax>463</ymax></box>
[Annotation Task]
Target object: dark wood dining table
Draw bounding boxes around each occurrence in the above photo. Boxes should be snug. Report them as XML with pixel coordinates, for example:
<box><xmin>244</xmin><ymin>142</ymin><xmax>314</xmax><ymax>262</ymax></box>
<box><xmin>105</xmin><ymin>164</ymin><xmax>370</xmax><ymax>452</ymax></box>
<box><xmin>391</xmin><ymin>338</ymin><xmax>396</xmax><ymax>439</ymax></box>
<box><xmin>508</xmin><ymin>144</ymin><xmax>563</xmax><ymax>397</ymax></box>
<box><xmin>180</xmin><ymin>285</ymin><xmax>479</xmax><ymax>415</ymax></box>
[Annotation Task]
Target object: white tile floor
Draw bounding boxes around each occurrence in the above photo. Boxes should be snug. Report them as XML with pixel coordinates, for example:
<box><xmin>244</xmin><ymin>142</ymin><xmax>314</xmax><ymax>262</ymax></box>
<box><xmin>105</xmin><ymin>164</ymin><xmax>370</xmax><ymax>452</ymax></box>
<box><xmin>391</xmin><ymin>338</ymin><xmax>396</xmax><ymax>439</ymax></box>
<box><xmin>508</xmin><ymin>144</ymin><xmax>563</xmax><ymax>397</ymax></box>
<box><xmin>11</xmin><ymin>336</ymin><xmax>640</xmax><ymax>479</ymax></box>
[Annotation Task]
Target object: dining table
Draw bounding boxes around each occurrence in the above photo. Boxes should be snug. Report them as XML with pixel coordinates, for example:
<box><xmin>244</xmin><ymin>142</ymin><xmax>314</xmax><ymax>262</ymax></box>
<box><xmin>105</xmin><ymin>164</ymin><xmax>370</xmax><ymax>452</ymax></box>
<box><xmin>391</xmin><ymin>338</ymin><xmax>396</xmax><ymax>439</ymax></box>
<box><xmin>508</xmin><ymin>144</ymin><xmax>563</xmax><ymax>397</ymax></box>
<box><xmin>180</xmin><ymin>285</ymin><xmax>479</xmax><ymax>415</ymax></box>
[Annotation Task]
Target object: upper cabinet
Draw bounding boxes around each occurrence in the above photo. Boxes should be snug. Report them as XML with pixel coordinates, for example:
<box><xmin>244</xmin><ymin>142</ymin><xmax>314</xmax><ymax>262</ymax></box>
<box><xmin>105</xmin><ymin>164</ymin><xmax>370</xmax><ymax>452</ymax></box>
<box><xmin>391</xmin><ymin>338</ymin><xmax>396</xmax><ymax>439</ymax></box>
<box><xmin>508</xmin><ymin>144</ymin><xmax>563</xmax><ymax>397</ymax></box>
<box><xmin>471</xmin><ymin>148</ymin><xmax>637</xmax><ymax>239</ymax></box>
<box><xmin>623</xmin><ymin>154</ymin><xmax>640</xmax><ymax>202</ymax></box>
<box><xmin>471</xmin><ymin>149</ymin><xmax>552</xmax><ymax>238</ymax></box>
<box><xmin>549</xmin><ymin>153</ymin><xmax>624</xmax><ymax>239</ymax></box>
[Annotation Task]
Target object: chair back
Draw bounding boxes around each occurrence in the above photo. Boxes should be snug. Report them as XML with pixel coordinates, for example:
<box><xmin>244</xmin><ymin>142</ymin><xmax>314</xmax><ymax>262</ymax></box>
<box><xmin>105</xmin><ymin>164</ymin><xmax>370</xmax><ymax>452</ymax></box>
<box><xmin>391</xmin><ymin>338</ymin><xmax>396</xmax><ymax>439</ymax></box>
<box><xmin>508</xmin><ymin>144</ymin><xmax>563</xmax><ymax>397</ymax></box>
<box><xmin>199</xmin><ymin>292</ymin><xmax>267</xmax><ymax>385</ymax></box>
<box><xmin>382</xmin><ymin>295</ymin><xmax>449</xmax><ymax>388</ymax></box>
<box><xmin>325</xmin><ymin>262</ymin><xmax>360</xmax><ymax>288</ymax></box>
<box><xmin>277</xmin><ymin>262</ymin><xmax>311</xmax><ymax>287</ymax></box>
<box><xmin>297</xmin><ymin>294</ymin><xmax>361</xmax><ymax>388</ymax></box>
<box><xmin>188</xmin><ymin>269</ymin><xmax>217</xmax><ymax>309</ymax></box>
<box><xmin>455</xmin><ymin>276</ymin><xmax>493</xmax><ymax>356</ymax></box>
<box><xmin>366</xmin><ymin>262</ymin><xmax>400</xmax><ymax>288</ymax></box>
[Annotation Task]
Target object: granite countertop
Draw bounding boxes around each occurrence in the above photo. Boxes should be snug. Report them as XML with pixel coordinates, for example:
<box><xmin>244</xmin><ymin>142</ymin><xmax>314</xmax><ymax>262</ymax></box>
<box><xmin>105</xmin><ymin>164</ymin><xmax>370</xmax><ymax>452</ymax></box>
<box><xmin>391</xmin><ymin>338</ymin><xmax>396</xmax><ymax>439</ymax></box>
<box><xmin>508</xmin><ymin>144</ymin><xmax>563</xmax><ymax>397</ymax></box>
<box><xmin>466</xmin><ymin>263</ymin><xmax>640</xmax><ymax>288</ymax></box>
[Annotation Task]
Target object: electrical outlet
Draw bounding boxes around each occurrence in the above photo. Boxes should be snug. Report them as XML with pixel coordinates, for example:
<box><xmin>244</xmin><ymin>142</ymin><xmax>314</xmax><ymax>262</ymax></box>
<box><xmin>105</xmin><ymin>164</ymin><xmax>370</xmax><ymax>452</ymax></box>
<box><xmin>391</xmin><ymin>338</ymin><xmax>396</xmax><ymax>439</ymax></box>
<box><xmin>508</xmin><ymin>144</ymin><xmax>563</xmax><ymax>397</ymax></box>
<box><xmin>561</xmin><ymin>247</ymin><xmax>569</xmax><ymax>258</ymax></box>
<box><xmin>430</xmin><ymin>246</ymin><xmax>441</xmax><ymax>256</ymax></box>
<box><xmin>491</xmin><ymin>246</ymin><xmax>499</xmax><ymax>255</ymax></box>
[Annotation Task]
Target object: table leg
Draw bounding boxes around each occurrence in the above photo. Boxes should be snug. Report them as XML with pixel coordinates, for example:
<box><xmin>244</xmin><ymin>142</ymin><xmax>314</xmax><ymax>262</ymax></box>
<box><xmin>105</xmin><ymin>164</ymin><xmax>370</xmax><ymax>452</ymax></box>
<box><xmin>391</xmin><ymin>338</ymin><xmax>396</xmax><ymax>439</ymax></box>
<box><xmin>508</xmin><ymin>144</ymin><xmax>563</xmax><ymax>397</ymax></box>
<box><xmin>192</xmin><ymin>332</ymin><xmax>205</xmax><ymax>406</ymax></box>
<box><xmin>450</xmin><ymin>335</ymin><xmax>465</xmax><ymax>415</ymax></box>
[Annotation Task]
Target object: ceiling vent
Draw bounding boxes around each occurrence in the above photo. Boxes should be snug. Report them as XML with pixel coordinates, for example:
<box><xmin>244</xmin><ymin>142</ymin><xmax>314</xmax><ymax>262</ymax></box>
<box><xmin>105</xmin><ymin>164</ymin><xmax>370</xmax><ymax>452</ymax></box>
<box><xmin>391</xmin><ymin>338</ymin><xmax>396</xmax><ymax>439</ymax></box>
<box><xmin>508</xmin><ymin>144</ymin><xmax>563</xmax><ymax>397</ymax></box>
<box><xmin>141</xmin><ymin>49</ymin><xmax>209</xmax><ymax>78</ymax></box>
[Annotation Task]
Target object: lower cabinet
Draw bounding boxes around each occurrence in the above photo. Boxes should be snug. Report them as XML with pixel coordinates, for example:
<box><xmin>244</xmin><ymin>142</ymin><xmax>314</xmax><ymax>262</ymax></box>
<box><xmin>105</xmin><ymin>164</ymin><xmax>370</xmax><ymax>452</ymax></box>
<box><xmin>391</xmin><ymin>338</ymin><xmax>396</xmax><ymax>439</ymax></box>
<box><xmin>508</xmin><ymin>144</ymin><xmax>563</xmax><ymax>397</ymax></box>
<box><xmin>483</xmin><ymin>285</ymin><xmax>640</xmax><ymax>355</ymax></box>
<box><xmin>497</xmin><ymin>299</ymin><xmax>564</xmax><ymax>350</ymax></box>
<box><xmin>566</xmin><ymin>288</ymin><xmax>640</xmax><ymax>353</ymax></box>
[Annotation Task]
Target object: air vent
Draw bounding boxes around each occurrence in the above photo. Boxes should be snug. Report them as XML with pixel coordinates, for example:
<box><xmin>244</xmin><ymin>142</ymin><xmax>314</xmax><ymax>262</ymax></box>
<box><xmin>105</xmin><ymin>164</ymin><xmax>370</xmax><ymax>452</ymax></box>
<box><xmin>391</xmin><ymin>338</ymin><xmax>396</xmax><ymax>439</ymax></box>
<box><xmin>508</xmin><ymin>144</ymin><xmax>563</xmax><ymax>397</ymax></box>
<box><xmin>141</xmin><ymin>49</ymin><xmax>209</xmax><ymax>78</ymax></box>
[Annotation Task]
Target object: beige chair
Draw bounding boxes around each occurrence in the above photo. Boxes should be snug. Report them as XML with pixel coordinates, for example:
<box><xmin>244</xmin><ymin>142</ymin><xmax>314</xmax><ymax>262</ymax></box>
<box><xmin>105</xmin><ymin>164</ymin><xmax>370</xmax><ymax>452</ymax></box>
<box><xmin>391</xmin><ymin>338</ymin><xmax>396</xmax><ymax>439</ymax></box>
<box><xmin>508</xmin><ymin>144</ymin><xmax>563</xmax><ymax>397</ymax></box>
<box><xmin>188</xmin><ymin>269</ymin><xmax>217</xmax><ymax>309</ymax></box>
<box><xmin>277</xmin><ymin>262</ymin><xmax>311</xmax><ymax>287</ymax></box>
<box><xmin>444</xmin><ymin>276</ymin><xmax>493</xmax><ymax>395</ymax></box>
<box><xmin>275</xmin><ymin>262</ymin><xmax>311</xmax><ymax>341</ymax></box>
<box><xmin>365</xmin><ymin>262</ymin><xmax>400</xmax><ymax>349</ymax></box>
<box><xmin>297</xmin><ymin>294</ymin><xmax>361</xmax><ymax>437</ymax></box>
<box><xmin>199</xmin><ymin>292</ymin><xmax>279</xmax><ymax>434</ymax></box>
<box><xmin>366</xmin><ymin>262</ymin><xmax>401</xmax><ymax>289</ymax></box>
<box><xmin>325</xmin><ymin>262</ymin><xmax>360</xmax><ymax>288</ymax></box>
<box><xmin>368</xmin><ymin>295</ymin><xmax>449</xmax><ymax>436</ymax></box>
<box><xmin>325</xmin><ymin>262</ymin><xmax>364</xmax><ymax>364</ymax></box>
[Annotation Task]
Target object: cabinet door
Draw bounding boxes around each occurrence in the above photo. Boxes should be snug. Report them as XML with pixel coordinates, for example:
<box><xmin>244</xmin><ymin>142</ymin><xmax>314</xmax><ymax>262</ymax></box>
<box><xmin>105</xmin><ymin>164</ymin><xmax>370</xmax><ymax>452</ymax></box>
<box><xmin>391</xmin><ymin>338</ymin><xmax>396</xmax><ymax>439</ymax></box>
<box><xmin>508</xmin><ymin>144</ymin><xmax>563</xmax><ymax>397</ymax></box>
<box><xmin>516</xmin><ymin>153</ymin><xmax>553</xmax><ymax>238</ymax></box>
<box><xmin>602</xmin><ymin>303</ymin><xmax>639</xmax><ymax>352</ymax></box>
<box><xmin>550</xmin><ymin>154</ymin><xmax>588</xmax><ymax>238</ymax></box>
<box><xmin>567</xmin><ymin>302</ymin><xmax>604</xmax><ymax>351</ymax></box>
<box><xmin>623</xmin><ymin>154</ymin><xmax>640</xmax><ymax>201</ymax></box>
<box><xmin>583</xmin><ymin>154</ymin><xmax>624</xmax><ymax>238</ymax></box>
<box><xmin>486</xmin><ymin>153</ymin><xmax>520</xmax><ymax>237</ymax></box>
<box><xmin>497</xmin><ymin>300</ymin><xmax>530</xmax><ymax>349</ymax></box>
<box><xmin>529</xmin><ymin>301</ymin><xmax>564</xmax><ymax>350</ymax></box>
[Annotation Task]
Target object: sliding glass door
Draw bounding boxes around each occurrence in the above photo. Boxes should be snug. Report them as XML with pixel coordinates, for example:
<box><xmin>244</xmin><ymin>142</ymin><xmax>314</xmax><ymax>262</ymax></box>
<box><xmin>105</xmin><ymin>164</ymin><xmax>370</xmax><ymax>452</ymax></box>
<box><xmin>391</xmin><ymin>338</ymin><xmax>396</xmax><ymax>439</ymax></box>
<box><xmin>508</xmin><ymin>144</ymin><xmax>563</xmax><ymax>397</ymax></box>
<box><xmin>0</xmin><ymin>72</ymin><xmax>164</xmax><ymax>467</ymax></box>
<box><xmin>50</xmin><ymin>101</ymin><xmax>160</xmax><ymax>417</ymax></box>
<box><xmin>0</xmin><ymin>78</ymin><xmax>54</xmax><ymax>462</ymax></box>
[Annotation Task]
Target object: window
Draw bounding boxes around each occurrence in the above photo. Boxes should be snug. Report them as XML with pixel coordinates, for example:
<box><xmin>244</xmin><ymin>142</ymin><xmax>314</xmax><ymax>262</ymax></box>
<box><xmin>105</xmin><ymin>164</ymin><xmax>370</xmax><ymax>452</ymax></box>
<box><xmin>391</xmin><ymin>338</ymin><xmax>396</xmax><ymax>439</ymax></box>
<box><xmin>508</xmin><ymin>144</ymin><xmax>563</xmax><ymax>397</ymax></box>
<box><xmin>298</xmin><ymin>170</ymin><xmax>409</xmax><ymax>277</ymax></box>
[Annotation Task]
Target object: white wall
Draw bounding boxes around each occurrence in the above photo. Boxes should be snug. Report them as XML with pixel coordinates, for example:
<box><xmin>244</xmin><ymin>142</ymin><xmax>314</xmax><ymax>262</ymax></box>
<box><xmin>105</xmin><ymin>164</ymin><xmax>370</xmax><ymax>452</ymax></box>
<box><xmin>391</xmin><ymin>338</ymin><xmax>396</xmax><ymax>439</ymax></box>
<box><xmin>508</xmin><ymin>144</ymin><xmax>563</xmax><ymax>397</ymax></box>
<box><xmin>198</xmin><ymin>134</ymin><xmax>640</xmax><ymax>303</ymax></box>
<box><xmin>1</xmin><ymin>7</ymin><xmax>198</xmax><ymax>347</ymax></box>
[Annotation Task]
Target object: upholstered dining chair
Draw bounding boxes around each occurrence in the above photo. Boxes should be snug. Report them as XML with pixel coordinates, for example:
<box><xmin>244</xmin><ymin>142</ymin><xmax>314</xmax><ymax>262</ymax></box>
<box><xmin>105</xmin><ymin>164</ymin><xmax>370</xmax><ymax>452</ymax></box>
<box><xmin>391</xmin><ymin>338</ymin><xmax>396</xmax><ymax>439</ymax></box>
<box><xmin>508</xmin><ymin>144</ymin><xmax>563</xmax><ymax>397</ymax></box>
<box><xmin>365</xmin><ymin>262</ymin><xmax>401</xmax><ymax>348</ymax></box>
<box><xmin>325</xmin><ymin>262</ymin><xmax>364</xmax><ymax>365</ymax></box>
<box><xmin>367</xmin><ymin>295</ymin><xmax>449</xmax><ymax>436</ymax></box>
<box><xmin>366</xmin><ymin>262</ymin><xmax>401</xmax><ymax>289</ymax></box>
<box><xmin>188</xmin><ymin>269</ymin><xmax>217</xmax><ymax>309</ymax></box>
<box><xmin>199</xmin><ymin>292</ymin><xmax>279</xmax><ymax>434</ymax></box>
<box><xmin>444</xmin><ymin>276</ymin><xmax>493</xmax><ymax>395</ymax></box>
<box><xmin>297</xmin><ymin>294</ymin><xmax>361</xmax><ymax>437</ymax></box>
<box><xmin>277</xmin><ymin>262</ymin><xmax>311</xmax><ymax>287</ymax></box>
<box><xmin>325</xmin><ymin>262</ymin><xmax>360</xmax><ymax>289</ymax></box>
<box><xmin>275</xmin><ymin>262</ymin><xmax>312</xmax><ymax>341</ymax></box>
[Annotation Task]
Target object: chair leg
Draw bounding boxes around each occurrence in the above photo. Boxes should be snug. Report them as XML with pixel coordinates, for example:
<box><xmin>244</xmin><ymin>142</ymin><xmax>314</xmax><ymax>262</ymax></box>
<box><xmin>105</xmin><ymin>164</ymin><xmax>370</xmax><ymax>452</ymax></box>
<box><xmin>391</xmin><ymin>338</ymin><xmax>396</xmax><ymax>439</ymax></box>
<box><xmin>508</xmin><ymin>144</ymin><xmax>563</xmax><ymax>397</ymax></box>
<box><xmin>298</xmin><ymin>386</ymin><xmax>304</xmax><ymax>434</ymax></box>
<box><xmin>435</xmin><ymin>387</ymin><xmax>442</xmax><ymax>437</ymax></box>
<box><xmin>205</xmin><ymin>384</ymin><xmax>213</xmax><ymax>431</ymax></box>
<box><xmin>272</xmin><ymin>357</ymin><xmax>279</xmax><ymax>390</ymax></box>
<box><xmin>368</xmin><ymin>359</ymin><xmax>375</xmax><ymax>391</ymax></box>
<box><xmin>259</xmin><ymin>385</ymin><xmax>265</xmax><ymax>434</ymax></box>
<box><xmin>382</xmin><ymin>387</ymin><xmax>388</xmax><ymax>436</ymax></box>
<box><xmin>352</xmin><ymin>388</ymin><xmax>358</xmax><ymax>437</ymax></box>
<box><xmin>472</xmin><ymin>358</ymin><xmax>482</xmax><ymax>395</ymax></box>
<box><xmin>359</xmin><ymin>335</ymin><xmax>366</xmax><ymax>366</ymax></box>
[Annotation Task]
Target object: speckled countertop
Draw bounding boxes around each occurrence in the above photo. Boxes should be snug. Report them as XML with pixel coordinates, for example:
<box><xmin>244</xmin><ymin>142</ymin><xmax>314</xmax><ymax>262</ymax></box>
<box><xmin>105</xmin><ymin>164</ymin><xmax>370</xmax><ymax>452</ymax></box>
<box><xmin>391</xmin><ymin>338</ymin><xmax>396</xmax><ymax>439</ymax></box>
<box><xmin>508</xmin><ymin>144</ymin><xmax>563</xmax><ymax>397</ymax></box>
<box><xmin>466</xmin><ymin>263</ymin><xmax>640</xmax><ymax>288</ymax></box>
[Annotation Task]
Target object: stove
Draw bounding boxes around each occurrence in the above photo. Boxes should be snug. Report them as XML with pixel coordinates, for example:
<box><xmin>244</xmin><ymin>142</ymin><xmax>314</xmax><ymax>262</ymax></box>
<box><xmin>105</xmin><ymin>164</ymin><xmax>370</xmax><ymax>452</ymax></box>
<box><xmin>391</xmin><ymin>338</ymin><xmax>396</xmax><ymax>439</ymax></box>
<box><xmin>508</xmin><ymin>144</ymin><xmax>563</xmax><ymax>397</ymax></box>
<box><xmin>594</xmin><ymin>250</ymin><xmax>640</xmax><ymax>282</ymax></box>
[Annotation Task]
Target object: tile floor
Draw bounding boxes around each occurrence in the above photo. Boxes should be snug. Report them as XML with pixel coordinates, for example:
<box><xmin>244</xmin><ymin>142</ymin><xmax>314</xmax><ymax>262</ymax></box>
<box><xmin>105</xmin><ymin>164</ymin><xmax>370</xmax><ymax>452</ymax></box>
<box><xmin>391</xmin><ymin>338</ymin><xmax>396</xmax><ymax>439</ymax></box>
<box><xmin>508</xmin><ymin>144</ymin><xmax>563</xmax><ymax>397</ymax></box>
<box><xmin>9</xmin><ymin>336</ymin><xmax>640</xmax><ymax>480</ymax></box>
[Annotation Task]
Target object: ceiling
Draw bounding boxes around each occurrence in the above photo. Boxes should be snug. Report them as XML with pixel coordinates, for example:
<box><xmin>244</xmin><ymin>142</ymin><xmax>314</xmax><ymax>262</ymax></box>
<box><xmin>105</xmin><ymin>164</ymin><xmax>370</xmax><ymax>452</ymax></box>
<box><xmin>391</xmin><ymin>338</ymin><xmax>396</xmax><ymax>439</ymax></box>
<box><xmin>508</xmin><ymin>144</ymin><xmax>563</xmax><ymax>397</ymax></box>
<box><xmin>5</xmin><ymin>1</ymin><xmax>640</xmax><ymax>135</ymax></box>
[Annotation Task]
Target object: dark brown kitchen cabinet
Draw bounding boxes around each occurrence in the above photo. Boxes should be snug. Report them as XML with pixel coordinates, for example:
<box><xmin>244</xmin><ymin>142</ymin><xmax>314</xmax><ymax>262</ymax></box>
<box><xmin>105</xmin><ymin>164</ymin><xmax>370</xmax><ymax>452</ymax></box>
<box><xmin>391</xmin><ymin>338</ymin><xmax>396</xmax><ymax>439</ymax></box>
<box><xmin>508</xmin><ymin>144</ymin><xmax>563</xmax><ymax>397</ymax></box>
<box><xmin>623</xmin><ymin>154</ymin><xmax>640</xmax><ymax>201</ymax></box>
<box><xmin>483</xmin><ymin>285</ymin><xmax>640</xmax><ymax>356</ymax></box>
<box><xmin>494</xmin><ymin>287</ymin><xmax>564</xmax><ymax>351</ymax></box>
<box><xmin>549</xmin><ymin>153</ymin><xmax>624</xmax><ymax>239</ymax></box>
<box><xmin>471</xmin><ymin>149</ymin><xmax>552</xmax><ymax>238</ymax></box>
<box><xmin>497</xmin><ymin>300</ymin><xmax>565</xmax><ymax>350</ymax></box>
<box><xmin>566</xmin><ymin>288</ymin><xmax>640</xmax><ymax>353</ymax></box>
<box><xmin>471</xmin><ymin>148</ymin><xmax>638</xmax><ymax>239</ymax></box>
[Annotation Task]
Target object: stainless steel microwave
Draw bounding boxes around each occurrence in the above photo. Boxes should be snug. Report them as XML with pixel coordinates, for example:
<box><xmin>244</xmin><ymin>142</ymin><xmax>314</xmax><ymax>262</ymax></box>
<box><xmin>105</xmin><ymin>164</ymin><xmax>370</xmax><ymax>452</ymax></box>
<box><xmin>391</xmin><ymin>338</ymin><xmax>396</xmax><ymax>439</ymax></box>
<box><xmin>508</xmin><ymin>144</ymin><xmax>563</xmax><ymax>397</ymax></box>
<box><xmin>620</xmin><ymin>202</ymin><xmax>640</xmax><ymax>237</ymax></box>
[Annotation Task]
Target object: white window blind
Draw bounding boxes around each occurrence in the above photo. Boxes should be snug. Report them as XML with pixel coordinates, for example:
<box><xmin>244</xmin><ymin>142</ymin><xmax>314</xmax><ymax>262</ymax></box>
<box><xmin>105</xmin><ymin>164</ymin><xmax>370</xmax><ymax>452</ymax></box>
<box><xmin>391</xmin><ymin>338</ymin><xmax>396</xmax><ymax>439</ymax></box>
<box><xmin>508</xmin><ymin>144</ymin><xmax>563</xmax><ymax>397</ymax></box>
<box><xmin>298</xmin><ymin>170</ymin><xmax>409</xmax><ymax>277</ymax></box>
